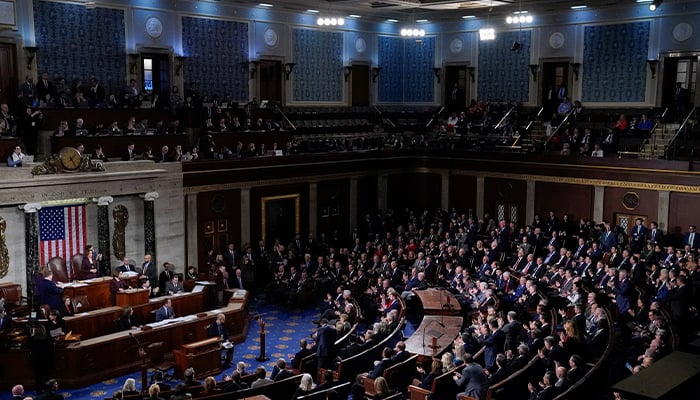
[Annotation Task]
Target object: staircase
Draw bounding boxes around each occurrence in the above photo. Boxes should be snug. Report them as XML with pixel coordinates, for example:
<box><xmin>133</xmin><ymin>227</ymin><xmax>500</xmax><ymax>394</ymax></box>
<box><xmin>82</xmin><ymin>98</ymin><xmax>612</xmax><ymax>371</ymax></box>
<box><xmin>640</xmin><ymin>123</ymin><xmax>680</xmax><ymax>159</ymax></box>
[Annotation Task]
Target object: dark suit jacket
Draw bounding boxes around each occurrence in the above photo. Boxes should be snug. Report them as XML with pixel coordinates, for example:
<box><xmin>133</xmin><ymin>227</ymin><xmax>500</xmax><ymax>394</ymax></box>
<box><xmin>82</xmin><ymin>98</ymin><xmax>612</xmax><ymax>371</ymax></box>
<box><xmin>316</xmin><ymin>324</ymin><xmax>337</xmax><ymax>357</ymax></box>
<box><xmin>155</xmin><ymin>305</ymin><xmax>174</xmax><ymax>322</ymax></box>
<box><xmin>368</xmin><ymin>358</ymin><xmax>393</xmax><ymax>379</ymax></box>
<box><xmin>207</xmin><ymin>321</ymin><xmax>229</xmax><ymax>340</ymax></box>
<box><xmin>37</xmin><ymin>277</ymin><xmax>64</xmax><ymax>309</ymax></box>
<box><xmin>118</xmin><ymin>264</ymin><xmax>137</xmax><ymax>273</ymax></box>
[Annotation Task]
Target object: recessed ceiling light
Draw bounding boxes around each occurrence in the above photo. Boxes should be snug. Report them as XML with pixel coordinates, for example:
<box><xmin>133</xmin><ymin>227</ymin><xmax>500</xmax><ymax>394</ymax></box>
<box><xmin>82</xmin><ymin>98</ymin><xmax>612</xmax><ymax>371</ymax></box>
<box><xmin>571</xmin><ymin>5</ymin><xmax>588</xmax><ymax>9</ymax></box>
<box><xmin>258</xmin><ymin>3</ymin><xmax>273</xmax><ymax>7</ymax></box>
<box><xmin>416</xmin><ymin>19</ymin><xmax>429</xmax><ymax>23</ymax></box>
<box><xmin>348</xmin><ymin>15</ymin><xmax>361</xmax><ymax>19</ymax></box>
<box><xmin>513</xmin><ymin>10</ymin><xmax>528</xmax><ymax>14</ymax></box>
<box><xmin>307</xmin><ymin>9</ymin><xmax>319</xmax><ymax>13</ymax></box>
<box><xmin>462</xmin><ymin>15</ymin><xmax>475</xmax><ymax>19</ymax></box>
<box><xmin>386</xmin><ymin>19</ymin><xmax>399</xmax><ymax>23</ymax></box>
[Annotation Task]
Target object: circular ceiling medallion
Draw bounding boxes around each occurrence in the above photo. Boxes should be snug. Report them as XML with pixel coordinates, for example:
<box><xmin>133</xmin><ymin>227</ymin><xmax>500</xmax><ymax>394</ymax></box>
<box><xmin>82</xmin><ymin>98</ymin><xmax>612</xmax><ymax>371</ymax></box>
<box><xmin>672</xmin><ymin>22</ymin><xmax>693</xmax><ymax>42</ymax></box>
<box><xmin>449</xmin><ymin>38</ymin><xmax>463</xmax><ymax>54</ymax></box>
<box><xmin>355</xmin><ymin>37</ymin><xmax>366</xmax><ymax>53</ymax></box>
<box><xmin>145</xmin><ymin>16</ymin><xmax>163</xmax><ymax>39</ymax></box>
<box><xmin>549</xmin><ymin>32</ymin><xmax>565</xmax><ymax>49</ymax></box>
<box><xmin>264</xmin><ymin>28</ymin><xmax>278</xmax><ymax>47</ymax></box>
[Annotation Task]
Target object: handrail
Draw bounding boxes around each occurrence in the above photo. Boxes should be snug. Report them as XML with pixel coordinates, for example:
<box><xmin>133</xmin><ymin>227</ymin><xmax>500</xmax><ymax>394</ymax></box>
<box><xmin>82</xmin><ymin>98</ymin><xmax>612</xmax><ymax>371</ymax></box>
<box><xmin>274</xmin><ymin>104</ymin><xmax>297</xmax><ymax>131</ymax></box>
<box><xmin>664</xmin><ymin>106</ymin><xmax>697</xmax><ymax>158</ymax></box>
<box><xmin>536</xmin><ymin>106</ymin><xmax>545</xmax><ymax>118</ymax></box>
<box><xmin>552</xmin><ymin>306</ymin><xmax>616</xmax><ymax>400</ymax></box>
<box><xmin>494</xmin><ymin>106</ymin><xmax>515</xmax><ymax>130</ymax></box>
<box><xmin>426</xmin><ymin>105</ymin><xmax>447</xmax><ymax>128</ymax></box>
<box><xmin>543</xmin><ymin>110</ymin><xmax>574</xmax><ymax>150</ymax></box>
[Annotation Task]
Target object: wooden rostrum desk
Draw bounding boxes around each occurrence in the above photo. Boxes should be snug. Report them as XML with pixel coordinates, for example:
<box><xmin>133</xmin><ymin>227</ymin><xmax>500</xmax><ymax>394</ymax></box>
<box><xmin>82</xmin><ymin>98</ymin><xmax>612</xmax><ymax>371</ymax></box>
<box><xmin>0</xmin><ymin>291</ymin><xmax>249</xmax><ymax>389</ymax></box>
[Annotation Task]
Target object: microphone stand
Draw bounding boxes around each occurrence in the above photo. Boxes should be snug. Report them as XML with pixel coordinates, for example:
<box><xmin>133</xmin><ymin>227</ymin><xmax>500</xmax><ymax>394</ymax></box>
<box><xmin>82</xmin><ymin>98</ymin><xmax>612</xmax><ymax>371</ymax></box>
<box><xmin>129</xmin><ymin>332</ymin><xmax>148</xmax><ymax>392</ymax></box>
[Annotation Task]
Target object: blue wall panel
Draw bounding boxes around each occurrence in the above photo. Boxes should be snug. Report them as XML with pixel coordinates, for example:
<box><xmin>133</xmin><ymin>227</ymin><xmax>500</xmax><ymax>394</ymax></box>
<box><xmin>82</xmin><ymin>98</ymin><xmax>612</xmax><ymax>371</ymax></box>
<box><xmin>34</xmin><ymin>1</ymin><xmax>126</xmax><ymax>95</ymax></box>
<box><xmin>182</xmin><ymin>16</ymin><xmax>249</xmax><ymax>101</ymax></box>
<box><xmin>378</xmin><ymin>36</ymin><xmax>435</xmax><ymax>103</ymax></box>
<box><xmin>582</xmin><ymin>21</ymin><xmax>650</xmax><ymax>103</ymax></box>
<box><xmin>292</xmin><ymin>29</ymin><xmax>343</xmax><ymax>102</ymax></box>
<box><xmin>477</xmin><ymin>30</ymin><xmax>531</xmax><ymax>103</ymax></box>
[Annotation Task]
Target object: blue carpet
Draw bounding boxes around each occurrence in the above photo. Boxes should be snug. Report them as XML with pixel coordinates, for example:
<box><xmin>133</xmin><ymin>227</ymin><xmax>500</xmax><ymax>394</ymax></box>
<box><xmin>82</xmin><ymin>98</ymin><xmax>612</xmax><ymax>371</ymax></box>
<box><xmin>4</xmin><ymin>298</ymin><xmax>322</xmax><ymax>400</ymax></box>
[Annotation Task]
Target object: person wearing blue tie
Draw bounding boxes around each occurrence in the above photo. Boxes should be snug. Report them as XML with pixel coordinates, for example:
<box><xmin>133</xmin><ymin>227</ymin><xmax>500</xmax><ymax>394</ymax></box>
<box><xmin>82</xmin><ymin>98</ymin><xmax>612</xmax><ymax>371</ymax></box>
<box><xmin>155</xmin><ymin>298</ymin><xmax>175</xmax><ymax>322</ymax></box>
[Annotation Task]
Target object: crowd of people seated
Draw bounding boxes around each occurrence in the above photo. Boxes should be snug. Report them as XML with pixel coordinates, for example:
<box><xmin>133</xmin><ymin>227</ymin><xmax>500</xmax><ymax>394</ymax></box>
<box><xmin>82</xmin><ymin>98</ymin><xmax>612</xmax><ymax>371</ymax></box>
<box><xmin>179</xmin><ymin>207</ymin><xmax>697</xmax><ymax>399</ymax></box>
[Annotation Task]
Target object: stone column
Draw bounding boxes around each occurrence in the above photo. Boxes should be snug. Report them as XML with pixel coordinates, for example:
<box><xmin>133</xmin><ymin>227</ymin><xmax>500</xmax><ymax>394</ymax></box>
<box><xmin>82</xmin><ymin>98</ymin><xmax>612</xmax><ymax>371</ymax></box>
<box><xmin>186</xmin><ymin>193</ymin><xmax>198</xmax><ymax>268</ymax></box>
<box><xmin>309</xmin><ymin>182</ymin><xmax>318</xmax><ymax>236</ymax></box>
<box><xmin>349</xmin><ymin>177</ymin><xmax>358</xmax><ymax>233</ymax></box>
<box><xmin>526</xmin><ymin>180</ymin><xmax>536</xmax><ymax>225</ymax></box>
<box><xmin>593</xmin><ymin>186</ymin><xmax>605</xmax><ymax>223</ymax></box>
<box><xmin>142</xmin><ymin>192</ymin><xmax>159</xmax><ymax>266</ymax></box>
<box><xmin>657</xmin><ymin>191</ymin><xmax>670</xmax><ymax>232</ymax></box>
<box><xmin>441</xmin><ymin>171</ymin><xmax>450</xmax><ymax>210</ymax></box>
<box><xmin>476</xmin><ymin>176</ymin><xmax>485</xmax><ymax>218</ymax></box>
<box><xmin>240</xmin><ymin>188</ymin><xmax>251</xmax><ymax>246</ymax></box>
<box><xmin>95</xmin><ymin>196</ymin><xmax>113</xmax><ymax>277</ymax></box>
<box><xmin>23</xmin><ymin>203</ymin><xmax>42</xmax><ymax>308</ymax></box>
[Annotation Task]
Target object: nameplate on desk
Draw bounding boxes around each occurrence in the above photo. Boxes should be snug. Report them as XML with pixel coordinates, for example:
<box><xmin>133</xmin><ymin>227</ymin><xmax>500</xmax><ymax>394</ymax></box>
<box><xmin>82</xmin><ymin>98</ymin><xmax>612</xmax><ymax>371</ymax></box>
<box><xmin>232</xmin><ymin>291</ymin><xmax>246</xmax><ymax>299</ymax></box>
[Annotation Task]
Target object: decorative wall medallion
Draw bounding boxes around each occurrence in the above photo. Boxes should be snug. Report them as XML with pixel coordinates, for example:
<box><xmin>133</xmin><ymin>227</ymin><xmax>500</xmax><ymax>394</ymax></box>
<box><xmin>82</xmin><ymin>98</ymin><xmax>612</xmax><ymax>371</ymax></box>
<box><xmin>145</xmin><ymin>16</ymin><xmax>163</xmax><ymax>39</ymax></box>
<box><xmin>355</xmin><ymin>37</ymin><xmax>366</xmax><ymax>53</ymax></box>
<box><xmin>211</xmin><ymin>194</ymin><xmax>226</xmax><ymax>213</ymax></box>
<box><xmin>549</xmin><ymin>32</ymin><xmax>565</xmax><ymax>49</ymax></box>
<box><xmin>264</xmin><ymin>28</ymin><xmax>279</xmax><ymax>47</ymax></box>
<box><xmin>672</xmin><ymin>22</ymin><xmax>693</xmax><ymax>42</ymax></box>
<box><xmin>622</xmin><ymin>192</ymin><xmax>640</xmax><ymax>210</ymax></box>
<box><xmin>449</xmin><ymin>38</ymin><xmax>463</xmax><ymax>54</ymax></box>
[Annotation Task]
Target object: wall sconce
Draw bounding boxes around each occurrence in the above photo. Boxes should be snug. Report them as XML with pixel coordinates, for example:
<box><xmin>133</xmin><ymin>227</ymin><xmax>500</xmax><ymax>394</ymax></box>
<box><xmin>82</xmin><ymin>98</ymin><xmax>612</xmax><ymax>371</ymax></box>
<box><xmin>466</xmin><ymin>66</ymin><xmax>476</xmax><ymax>83</ymax></box>
<box><xmin>433</xmin><ymin>67</ymin><xmax>441</xmax><ymax>83</ymax></box>
<box><xmin>24</xmin><ymin>46</ymin><xmax>38</xmax><ymax>70</ymax></box>
<box><xmin>128</xmin><ymin>53</ymin><xmax>140</xmax><ymax>75</ymax></box>
<box><xmin>175</xmin><ymin>56</ymin><xmax>187</xmax><ymax>76</ymax></box>
<box><xmin>344</xmin><ymin>66</ymin><xmax>352</xmax><ymax>82</ymax></box>
<box><xmin>528</xmin><ymin>64</ymin><xmax>539</xmax><ymax>81</ymax></box>
<box><xmin>570</xmin><ymin>62</ymin><xmax>581</xmax><ymax>81</ymax></box>
<box><xmin>372</xmin><ymin>67</ymin><xmax>381</xmax><ymax>82</ymax></box>
<box><xmin>646</xmin><ymin>59</ymin><xmax>659</xmax><ymax>79</ymax></box>
<box><xmin>284</xmin><ymin>62</ymin><xmax>296</xmax><ymax>80</ymax></box>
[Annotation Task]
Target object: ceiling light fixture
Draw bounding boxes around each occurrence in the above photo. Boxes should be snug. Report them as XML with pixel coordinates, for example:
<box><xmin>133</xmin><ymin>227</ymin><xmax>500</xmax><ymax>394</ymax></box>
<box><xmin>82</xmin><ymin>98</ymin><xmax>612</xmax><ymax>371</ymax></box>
<box><xmin>571</xmin><ymin>5</ymin><xmax>588</xmax><ymax>9</ymax></box>
<box><xmin>649</xmin><ymin>0</ymin><xmax>662</xmax><ymax>11</ymax></box>
<box><xmin>258</xmin><ymin>3</ymin><xmax>273</xmax><ymax>7</ymax></box>
<box><xmin>317</xmin><ymin>17</ymin><xmax>344</xmax><ymax>26</ymax></box>
<box><xmin>462</xmin><ymin>15</ymin><xmax>475</xmax><ymax>19</ymax></box>
<box><xmin>480</xmin><ymin>0</ymin><xmax>496</xmax><ymax>41</ymax></box>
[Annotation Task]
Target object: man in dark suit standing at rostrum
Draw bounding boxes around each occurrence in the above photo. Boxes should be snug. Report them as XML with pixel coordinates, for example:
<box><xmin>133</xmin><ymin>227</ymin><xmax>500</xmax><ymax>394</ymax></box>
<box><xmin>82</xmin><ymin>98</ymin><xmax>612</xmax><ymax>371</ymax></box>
<box><xmin>141</xmin><ymin>253</ymin><xmax>157</xmax><ymax>289</ymax></box>
<box><xmin>314</xmin><ymin>319</ymin><xmax>337</xmax><ymax>370</ymax></box>
<box><xmin>207</xmin><ymin>313</ymin><xmax>233</xmax><ymax>367</ymax></box>
<box><xmin>118</xmin><ymin>257</ymin><xmax>137</xmax><ymax>273</ymax></box>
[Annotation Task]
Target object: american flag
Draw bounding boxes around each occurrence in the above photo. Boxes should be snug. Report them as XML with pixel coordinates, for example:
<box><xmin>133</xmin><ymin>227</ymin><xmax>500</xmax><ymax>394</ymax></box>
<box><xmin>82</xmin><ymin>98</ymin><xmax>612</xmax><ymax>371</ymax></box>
<box><xmin>39</xmin><ymin>205</ymin><xmax>87</xmax><ymax>267</ymax></box>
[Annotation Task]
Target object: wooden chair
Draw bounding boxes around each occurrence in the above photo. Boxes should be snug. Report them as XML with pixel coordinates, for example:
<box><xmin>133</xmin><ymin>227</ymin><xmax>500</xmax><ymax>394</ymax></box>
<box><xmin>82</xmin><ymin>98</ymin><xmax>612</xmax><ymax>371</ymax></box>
<box><xmin>48</xmin><ymin>257</ymin><xmax>70</xmax><ymax>282</ymax></box>
<box><xmin>148</xmin><ymin>341</ymin><xmax>175</xmax><ymax>378</ymax></box>
<box><xmin>407</xmin><ymin>364</ymin><xmax>465</xmax><ymax>400</ymax></box>
<box><xmin>0</xmin><ymin>283</ymin><xmax>30</xmax><ymax>317</ymax></box>
<box><xmin>362</xmin><ymin>354</ymin><xmax>418</xmax><ymax>396</ymax></box>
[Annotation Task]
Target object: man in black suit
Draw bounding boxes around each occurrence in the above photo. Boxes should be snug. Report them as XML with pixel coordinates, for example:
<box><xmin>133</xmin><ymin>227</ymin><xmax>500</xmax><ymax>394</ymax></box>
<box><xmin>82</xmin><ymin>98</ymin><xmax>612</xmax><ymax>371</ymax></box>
<box><xmin>118</xmin><ymin>257</ymin><xmax>137</xmax><ymax>273</ymax></box>
<box><xmin>37</xmin><ymin>72</ymin><xmax>55</xmax><ymax>101</ymax></box>
<box><xmin>674</xmin><ymin>82</ymin><xmax>689</xmax><ymax>122</ymax></box>
<box><xmin>528</xmin><ymin>371</ymin><xmax>558</xmax><ymax>400</ymax></box>
<box><xmin>88</xmin><ymin>78</ymin><xmax>106</xmax><ymax>107</ymax></box>
<box><xmin>647</xmin><ymin>221</ymin><xmax>663</xmax><ymax>246</ymax></box>
<box><xmin>223</xmin><ymin>243</ymin><xmax>238</xmax><ymax>268</ymax></box>
<box><xmin>152</xmin><ymin>371</ymin><xmax>171</xmax><ymax>393</ymax></box>
<box><xmin>314</xmin><ymin>319</ymin><xmax>337</xmax><ymax>370</ymax></box>
<box><xmin>289</xmin><ymin>338</ymin><xmax>314</xmax><ymax>370</ymax></box>
<box><xmin>207</xmin><ymin>313</ymin><xmax>234</xmax><ymax>367</ymax></box>
<box><xmin>231</xmin><ymin>268</ymin><xmax>245</xmax><ymax>290</ymax></box>
<box><xmin>121</xmin><ymin>143</ymin><xmax>136</xmax><ymax>161</ymax></box>
<box><xmin>155</xmin><ymin>145</ymin><xmax>171</xmax><ymax>163</ymax></box>
<box><xmin>365</xmin><ymin>346</ymin><xmax>395</xmax><ymax>380</ymax></box>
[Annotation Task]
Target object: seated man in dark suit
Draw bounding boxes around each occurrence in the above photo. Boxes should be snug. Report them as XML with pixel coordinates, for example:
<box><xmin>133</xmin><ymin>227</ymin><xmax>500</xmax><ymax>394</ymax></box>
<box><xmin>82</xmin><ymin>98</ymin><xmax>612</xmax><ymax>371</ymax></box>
<box><xmin>155</xmin><ymin>298</ymin><xmax>175</xmax><ymax>322</ymax></box>
<box><xmin>207</xmin><ymin>313</ymin><xmax>234</xmax><ymax>367</ymax></box>
<box><xmin>271</xmin><ymin>358</ymin><xmax>294</xmax><ymax>381</ymax></box>
<box><xmin>118</xmin><ymin>257</ymin><xmax>138</xmax><ymax>273</ymax></box>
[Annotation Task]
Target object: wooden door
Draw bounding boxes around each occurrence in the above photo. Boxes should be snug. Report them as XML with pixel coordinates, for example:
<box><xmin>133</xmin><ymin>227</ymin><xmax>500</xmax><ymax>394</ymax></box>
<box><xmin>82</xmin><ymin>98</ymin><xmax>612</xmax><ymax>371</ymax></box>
<box><xmin>259</xmin><ymin>60</ymin><xmax>282</xmax><ymax>104</ymax></box>
<box><xmin>445</xmin><ymin>65</ymin><xmax>467</xmax><ymax>111</ymax></box>
<box><xmin>351</xmin><ymin>64</ymin><xmax>369</xmax><ymax>106</ymax></box>
<box><xmin>541</xmin><ymin>61</ymin><xmax>569</xmax><ymax>118</ymax></box>
<box><xmin>142</xmin><ymin>53</ymin><xmax>170</xmax><ymax>104</ymax></box>
<box><xmin>615</xmin><ymin>213</ymin><xmax>648</xmax><ymax>237</ymax></box>
<box><xmin>0</xmin><ymin>43</ymin><xmax>18</xmax><ymax>104</ymax></box>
